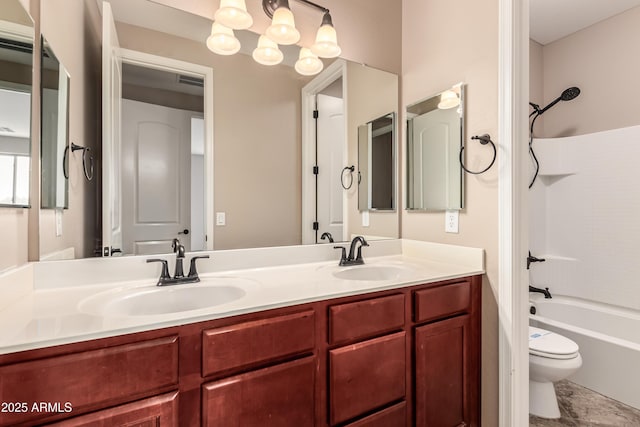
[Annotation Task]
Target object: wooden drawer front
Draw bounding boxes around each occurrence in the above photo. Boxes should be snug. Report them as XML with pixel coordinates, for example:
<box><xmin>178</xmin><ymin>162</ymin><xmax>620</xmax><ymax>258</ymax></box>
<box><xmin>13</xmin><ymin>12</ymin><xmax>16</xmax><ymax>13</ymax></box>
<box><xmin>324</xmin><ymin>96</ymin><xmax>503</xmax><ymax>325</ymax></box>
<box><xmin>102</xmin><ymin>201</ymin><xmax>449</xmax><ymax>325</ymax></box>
<box><xmin>202</xmin><ymin>356</ymin><xmax>315</xmax><ymax>427</ymax></box>
<box><xmin>0</xmin><ymin>336</ymin><xmax>178</xmax><ymax>426</ymax></box>
<box><xmin>202</xmin><ymin>310</ymin><xmax>315</xmax><ymax>377</ymax></box>
<box><xmin>329</xmin><ymin>332</ymin><xmax>406</xmax><ymax>425</ymax></box>
<box><xmin>329</xmin><ymin>294</ymin><xmax>405</xmax><ymax>345</ymax></box>
<box><xmin>46</xmin><ymin>391</ymin><xmax>179</xmax><ymax>426</ymax></box>
<box><xmin>344</xmin><ymin>402</ymin><xmax>406</xmax><ymax>427</ymax></box>
<box><xmin>414</xmin><ymin>281</ymin><xmax>470</xmax><ymax>323</ymax></box>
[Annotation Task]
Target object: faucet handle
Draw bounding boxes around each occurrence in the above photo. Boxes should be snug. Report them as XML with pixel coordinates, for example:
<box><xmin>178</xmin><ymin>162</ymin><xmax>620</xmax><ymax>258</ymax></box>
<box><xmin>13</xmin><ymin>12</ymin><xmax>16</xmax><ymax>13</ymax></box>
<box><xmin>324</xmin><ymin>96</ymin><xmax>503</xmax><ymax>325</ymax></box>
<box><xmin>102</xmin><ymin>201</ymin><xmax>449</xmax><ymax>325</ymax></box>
<box><xmin>188</xmin><ymin>255</ymin><xmax>210</xmax><ymax>278</ymax></box>
<box><xmin>146</xmin><ymin>258</ymin><xmax>171</xmax><ymax>282</ymax></box>
<box><xmin>333</xmin><ymin>246</ymin><xmax>348</xmax><ymax>266</ymax></box>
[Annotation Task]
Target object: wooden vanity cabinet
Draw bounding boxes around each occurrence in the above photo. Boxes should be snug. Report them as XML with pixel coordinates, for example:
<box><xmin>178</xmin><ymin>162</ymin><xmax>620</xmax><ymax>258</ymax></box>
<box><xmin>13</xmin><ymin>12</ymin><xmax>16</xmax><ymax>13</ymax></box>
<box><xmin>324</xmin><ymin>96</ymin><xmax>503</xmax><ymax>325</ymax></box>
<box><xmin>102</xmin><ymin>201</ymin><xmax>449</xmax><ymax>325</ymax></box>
<box><xmin>0</xmin><ymin>275</ymin><xmax>481</xmax><ymax>427</ymax></box>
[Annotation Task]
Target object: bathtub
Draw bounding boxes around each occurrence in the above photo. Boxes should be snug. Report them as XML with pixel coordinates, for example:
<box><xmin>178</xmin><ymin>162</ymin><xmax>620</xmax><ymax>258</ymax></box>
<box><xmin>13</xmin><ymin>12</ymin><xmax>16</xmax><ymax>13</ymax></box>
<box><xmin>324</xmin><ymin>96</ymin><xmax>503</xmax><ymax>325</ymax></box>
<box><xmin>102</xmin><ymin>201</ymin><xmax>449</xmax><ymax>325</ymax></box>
<box><xmin>529</xmin><ymin>294</ymin><xmax>640</xmax><ymax>410</ymax></box>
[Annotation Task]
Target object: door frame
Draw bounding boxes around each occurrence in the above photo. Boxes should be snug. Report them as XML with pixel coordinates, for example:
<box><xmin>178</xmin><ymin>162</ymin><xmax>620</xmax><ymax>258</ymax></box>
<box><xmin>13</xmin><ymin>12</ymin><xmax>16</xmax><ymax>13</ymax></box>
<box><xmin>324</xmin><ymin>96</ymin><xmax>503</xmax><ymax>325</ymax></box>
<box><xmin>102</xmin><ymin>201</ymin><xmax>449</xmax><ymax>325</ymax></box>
<box><xmin>116</xmin><ymin>48</ymin><xmax>215</xmax><ymax>251</ymax></box>
<box><xmin>498</xmin><ymin>0</ymin><xmax>530</xmax><ymax>425</ymax></box>
<box><xmin>301</xmin><ymin>59</ymin><xmax>348</xmax><ymax>245</ymax></box>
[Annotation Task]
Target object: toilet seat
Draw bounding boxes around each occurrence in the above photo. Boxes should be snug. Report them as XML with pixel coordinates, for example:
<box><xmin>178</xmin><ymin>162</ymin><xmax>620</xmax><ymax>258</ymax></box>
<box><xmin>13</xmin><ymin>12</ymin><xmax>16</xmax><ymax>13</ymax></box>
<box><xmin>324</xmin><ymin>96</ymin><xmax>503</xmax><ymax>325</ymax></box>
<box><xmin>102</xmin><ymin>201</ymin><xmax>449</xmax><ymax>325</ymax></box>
<box><xmin>529</xmin><ymin>326</ymin><xmax>579</xmax><ymax>360</ymax></box>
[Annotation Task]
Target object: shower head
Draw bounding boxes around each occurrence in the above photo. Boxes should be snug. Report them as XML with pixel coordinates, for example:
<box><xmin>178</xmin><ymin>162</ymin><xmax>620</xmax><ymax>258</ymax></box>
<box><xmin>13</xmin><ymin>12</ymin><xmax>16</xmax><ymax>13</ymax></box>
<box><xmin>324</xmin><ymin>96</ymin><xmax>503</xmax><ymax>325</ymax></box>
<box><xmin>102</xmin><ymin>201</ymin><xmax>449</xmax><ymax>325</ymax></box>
<box><xmin>538</xmin><ymin>86</ymin><xmax>581</xmax><ymax>115</ymax></box>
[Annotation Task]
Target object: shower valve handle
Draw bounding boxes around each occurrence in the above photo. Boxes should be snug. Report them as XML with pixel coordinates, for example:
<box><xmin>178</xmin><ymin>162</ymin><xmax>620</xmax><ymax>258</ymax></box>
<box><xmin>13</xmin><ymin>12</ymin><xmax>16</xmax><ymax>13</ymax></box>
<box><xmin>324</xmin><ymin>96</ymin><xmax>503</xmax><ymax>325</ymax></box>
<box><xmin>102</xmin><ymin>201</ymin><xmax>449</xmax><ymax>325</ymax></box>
<box><xmin>527</xmin><ymin>251</ymin><xmax>546</xmax><ymax>270</ymax></box>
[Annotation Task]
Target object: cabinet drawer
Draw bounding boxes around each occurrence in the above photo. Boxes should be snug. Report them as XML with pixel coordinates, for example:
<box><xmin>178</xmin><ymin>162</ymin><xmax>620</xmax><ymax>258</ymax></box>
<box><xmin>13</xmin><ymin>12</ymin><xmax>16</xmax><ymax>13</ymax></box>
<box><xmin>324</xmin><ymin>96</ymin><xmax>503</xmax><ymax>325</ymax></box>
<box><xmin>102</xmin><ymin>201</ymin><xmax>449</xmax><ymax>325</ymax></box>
<box><xmin>0</xmin><ymin>336</ymin><xmax>178</xmax><ymax>426</ymax></box>
<box><xmin>202</xmin><ymin>356</ymin><xmax>315</xmax><ymax>427</ymax></box>
<box><xmin>329</xmin><ymin>294</ymin><xmax>404</xmax><ymax>345</ymax></box>
<box><xmin>344</xmin><ymin>402</ymin><xmax>406</xmax><ymax>427</ymax></box>
<box><xmin>414</xmin><ymin>281</ymin><xmax>470</xmax><ymax>323</ymax></box>
<box><xmin>45</xmin><ymin>391</ymin><xmax>179</xmax><ymax>426</ymax></box>
<box><xmin>202</xmin><ymin>310</ymin><xmax>315</xmax><ymax>377</ymax></box>
<box><xmin>329</xmin><ymin>332</ymin><xmax>406</xmax><ymax>425</ymax></box>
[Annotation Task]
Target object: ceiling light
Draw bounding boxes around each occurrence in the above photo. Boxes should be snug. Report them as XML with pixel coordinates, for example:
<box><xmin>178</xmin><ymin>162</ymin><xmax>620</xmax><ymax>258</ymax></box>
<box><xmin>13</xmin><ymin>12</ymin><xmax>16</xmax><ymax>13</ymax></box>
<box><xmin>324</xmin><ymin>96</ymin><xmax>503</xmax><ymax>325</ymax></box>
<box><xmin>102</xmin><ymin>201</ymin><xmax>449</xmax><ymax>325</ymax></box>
<box><xmin>206</xmin><ymin>22</ymin><xmax>241</xmax><ymax>55</ymax></box>
<box><xmin>265</xmin><ymin>0</ymin><xmax>300</xmax><ymax>45</ymax></box>
<box><xmin>252</xmin><ymin>35</ymin><xmax>284</xmax><ymax>66</ymax></box>
<box><xmin>295</xmin><ymin>48</ymin><xmax>323</xmax><ymax>75</ymax></box>
<box><xmin>214</xmin><ymin>0</ymin><xmax>253</xmax><ymax>30</ymax></box>
<box><xmin>311</xmin><ymin>12</ymin><xmax>341</xmax><ymax>58</ymax></box>
<box><xmin>438</xmin><ymin>90</ymin><xmax>460</xmax><ymax>109</ymax></box>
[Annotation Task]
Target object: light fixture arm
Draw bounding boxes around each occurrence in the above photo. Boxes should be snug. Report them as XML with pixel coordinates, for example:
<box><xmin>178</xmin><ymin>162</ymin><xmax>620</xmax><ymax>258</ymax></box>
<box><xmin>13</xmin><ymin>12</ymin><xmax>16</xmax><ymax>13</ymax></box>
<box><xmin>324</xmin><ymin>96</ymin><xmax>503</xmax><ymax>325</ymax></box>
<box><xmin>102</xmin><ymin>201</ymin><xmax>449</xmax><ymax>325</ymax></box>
<box><xmin>262</xmin><ymin>0</ymin><xmax>329</xmax><ymax>18</ymax></box>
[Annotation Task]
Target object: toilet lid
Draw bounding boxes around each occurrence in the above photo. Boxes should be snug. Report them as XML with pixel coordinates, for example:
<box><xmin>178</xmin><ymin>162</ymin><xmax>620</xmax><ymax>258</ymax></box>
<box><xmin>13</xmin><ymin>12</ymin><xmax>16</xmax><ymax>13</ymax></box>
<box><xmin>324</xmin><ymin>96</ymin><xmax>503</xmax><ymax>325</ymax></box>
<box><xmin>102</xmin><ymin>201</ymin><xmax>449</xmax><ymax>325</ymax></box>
<box><xmin>529</xmin><ymin>326</ymin><xmax>579</xmax><ymax>358</ymax></box>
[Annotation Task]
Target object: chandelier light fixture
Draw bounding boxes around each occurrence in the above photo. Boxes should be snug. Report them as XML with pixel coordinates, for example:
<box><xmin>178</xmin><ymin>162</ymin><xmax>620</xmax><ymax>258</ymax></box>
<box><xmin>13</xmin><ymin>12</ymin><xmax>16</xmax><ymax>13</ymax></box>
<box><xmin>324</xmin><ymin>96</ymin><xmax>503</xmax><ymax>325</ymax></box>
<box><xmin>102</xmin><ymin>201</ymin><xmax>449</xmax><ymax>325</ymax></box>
<box><xmin>206</xmin><ymin>0</ymin><xmax>340</xmax><ymax>76</ymax></box>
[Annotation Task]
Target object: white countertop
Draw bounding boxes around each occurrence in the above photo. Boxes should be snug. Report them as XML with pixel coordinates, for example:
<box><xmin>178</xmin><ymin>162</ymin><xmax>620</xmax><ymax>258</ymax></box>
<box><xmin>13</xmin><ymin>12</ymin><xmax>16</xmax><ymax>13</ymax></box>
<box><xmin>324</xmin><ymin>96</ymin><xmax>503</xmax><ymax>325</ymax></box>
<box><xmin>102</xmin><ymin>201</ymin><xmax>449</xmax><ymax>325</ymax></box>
<box><xmin>0</xmin><ymin>240</ymin><xmax>484</xmax><ymax>355</ymax></box>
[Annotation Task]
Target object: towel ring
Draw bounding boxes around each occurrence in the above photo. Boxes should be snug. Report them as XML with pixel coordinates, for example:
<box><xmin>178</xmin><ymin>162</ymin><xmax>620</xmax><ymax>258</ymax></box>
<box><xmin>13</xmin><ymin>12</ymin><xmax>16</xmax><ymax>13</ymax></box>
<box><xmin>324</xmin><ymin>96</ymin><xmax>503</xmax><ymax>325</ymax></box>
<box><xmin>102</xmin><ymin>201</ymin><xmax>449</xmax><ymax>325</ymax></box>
<box><xmin>70</xmin><ymin>143</ymin><xmax>94</xmax><ymax>181</ymax></box>
<box><xmin>459</xmin><ymin>134</ymin><xmax>497</xmax><ymax>175</ymax></box>
<box><xmin>341</xmin><ymin>165</ymin><xmax>355</xmax><ymax>190</ymax></box>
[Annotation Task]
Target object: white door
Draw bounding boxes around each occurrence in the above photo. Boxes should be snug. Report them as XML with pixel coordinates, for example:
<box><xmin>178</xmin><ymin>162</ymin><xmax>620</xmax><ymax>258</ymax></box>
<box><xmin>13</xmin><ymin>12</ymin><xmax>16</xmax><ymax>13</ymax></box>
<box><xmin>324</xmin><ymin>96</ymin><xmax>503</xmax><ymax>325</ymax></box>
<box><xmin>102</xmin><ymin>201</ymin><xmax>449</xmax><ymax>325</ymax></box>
<box><xmin>101</xmin><ymin>1</ymin><xmax>123</xmax><ymax>256</ymax></box>
<box><xmin>121</xmin><ymin>100</ymin><xmax>194</xmax><ymax>255</ymax></box>
<box><xmin>411</xmin><ymin>108</ymin><xmax>460</xmax><ymax>209</ymax></box>
<box><xmin>316</xmin><ymin>94</ymin><xmax>345</xmax><ymax>243</ymax></box>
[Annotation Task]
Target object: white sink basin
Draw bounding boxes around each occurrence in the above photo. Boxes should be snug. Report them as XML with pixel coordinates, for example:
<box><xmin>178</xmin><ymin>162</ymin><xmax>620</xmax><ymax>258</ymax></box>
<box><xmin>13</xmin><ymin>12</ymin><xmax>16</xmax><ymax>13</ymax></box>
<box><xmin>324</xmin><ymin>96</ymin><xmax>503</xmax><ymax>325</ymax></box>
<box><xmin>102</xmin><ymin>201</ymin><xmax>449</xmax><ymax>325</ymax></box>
<box><xmin>79</xmin><ymin>278</ymin><xmax>254</xmax><ymax>317</ymax></box>
<box><xmin>332</xmin><ymin>265</ymin><xmax>411</xmax><ymax>281</ymax></box>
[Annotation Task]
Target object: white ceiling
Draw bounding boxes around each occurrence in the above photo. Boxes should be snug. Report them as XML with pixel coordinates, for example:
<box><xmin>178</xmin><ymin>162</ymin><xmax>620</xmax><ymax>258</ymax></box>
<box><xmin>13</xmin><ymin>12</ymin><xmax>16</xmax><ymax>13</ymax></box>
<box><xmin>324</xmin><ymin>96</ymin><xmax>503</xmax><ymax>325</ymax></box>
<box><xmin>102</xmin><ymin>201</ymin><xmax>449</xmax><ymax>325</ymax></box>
<box><xmin>530</xmin><ymin>0</ymin><xmax>640</xmax><ymax>45</ymax></box>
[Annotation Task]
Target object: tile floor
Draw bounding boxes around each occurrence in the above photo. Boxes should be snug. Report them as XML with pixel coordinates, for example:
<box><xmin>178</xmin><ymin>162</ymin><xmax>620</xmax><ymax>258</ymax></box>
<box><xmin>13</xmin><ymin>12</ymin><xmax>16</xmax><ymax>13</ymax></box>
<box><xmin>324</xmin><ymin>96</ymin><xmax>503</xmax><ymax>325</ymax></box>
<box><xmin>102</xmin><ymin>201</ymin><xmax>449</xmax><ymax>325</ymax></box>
<box><xmin>529</xmin><ymin>380</ymin><xmax>640</xmax><ymax>426</ymax></box>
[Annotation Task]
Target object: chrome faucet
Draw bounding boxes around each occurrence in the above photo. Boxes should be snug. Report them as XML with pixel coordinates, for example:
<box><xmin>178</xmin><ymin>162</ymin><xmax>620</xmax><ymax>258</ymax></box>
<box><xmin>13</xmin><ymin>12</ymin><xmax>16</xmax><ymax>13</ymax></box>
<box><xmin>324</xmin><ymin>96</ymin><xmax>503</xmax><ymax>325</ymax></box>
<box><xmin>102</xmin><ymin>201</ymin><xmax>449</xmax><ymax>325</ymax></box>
<box><xmin>529</xmin><ymin>285</ymin><xmax>552</xmax><ymax>299</ymax></box>
<box><xmin>146</xmin><ymin>239</ymin><xmax>210</xmax><ymax>286</ymax></box>
<box><xmin>334</xmin><ymin>236</ymin><xmax>369</xmax><ymax>266</ymax></box>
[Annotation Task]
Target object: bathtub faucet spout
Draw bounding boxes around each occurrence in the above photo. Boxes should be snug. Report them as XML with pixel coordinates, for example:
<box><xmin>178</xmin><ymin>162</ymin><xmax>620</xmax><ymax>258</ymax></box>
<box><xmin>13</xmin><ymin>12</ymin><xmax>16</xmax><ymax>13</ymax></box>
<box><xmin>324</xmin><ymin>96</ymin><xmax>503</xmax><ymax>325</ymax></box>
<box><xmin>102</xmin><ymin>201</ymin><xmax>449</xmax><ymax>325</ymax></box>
<box><xmin>529</xmin><ymin>285</ymin><xmax>552</xmax><ymax>299</ymax></box>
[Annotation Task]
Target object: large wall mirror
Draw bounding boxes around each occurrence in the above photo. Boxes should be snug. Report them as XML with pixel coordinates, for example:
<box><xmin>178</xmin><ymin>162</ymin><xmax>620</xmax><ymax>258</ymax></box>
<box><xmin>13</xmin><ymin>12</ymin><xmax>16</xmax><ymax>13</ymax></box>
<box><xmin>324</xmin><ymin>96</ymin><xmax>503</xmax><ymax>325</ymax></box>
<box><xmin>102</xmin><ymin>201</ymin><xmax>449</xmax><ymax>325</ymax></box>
<box><xmin>34</xmin><ymin>0</ymin><xmax>400</xmax><ymax>259</ymax></box>
<box><xmin>0</xmin><ymin>0</ymin><xmax>34</xmax><ymax>208</ymax></box>
<box><xmin>406</xmin><ymin>83</ymin><xmax>465</xmax><ymax>211</ymax></box>
<box><xmin>40</xmin><ymin>36</ymin><xmax>70</xmax><ymax>210</ymax></box>
<box><xmin>358</xmin><ymin>113</ymin><xmax>395</xmax><ymax>211</ymax></box>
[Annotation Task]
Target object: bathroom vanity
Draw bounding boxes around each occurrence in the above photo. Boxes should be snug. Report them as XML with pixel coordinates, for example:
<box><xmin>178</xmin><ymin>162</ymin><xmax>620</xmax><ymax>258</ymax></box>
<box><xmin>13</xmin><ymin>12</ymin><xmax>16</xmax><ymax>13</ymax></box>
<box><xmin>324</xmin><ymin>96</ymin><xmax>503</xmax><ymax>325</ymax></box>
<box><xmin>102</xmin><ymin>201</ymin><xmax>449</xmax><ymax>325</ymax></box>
<box><xmin>0</xmin><ymin>240</ymin><xmax>483</xmax><ymax>426</ymax></box>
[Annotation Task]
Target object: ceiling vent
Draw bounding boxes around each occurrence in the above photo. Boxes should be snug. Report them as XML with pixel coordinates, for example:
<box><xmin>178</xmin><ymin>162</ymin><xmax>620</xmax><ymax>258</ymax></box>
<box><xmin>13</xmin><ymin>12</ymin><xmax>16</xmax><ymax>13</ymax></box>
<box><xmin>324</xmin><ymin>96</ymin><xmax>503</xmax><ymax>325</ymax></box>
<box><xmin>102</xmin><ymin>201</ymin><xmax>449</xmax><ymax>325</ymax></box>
<box><xmin>177</xmin><ymin>75</ymin><xmax>204</xmax><ymax>88</ymax></box>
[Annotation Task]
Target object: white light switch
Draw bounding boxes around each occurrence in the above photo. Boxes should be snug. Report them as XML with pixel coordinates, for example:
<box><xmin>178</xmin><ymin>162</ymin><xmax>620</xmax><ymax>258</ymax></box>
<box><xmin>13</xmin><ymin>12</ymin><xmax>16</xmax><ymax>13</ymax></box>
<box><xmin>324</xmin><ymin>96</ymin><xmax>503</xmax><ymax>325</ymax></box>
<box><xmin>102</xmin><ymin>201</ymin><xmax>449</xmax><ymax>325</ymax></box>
<box><xmin>362</xmin><ymin>210</ymin><xmax>370</xmax><ymax>227</ymax></box>
<box><xmin>445</xmin><ymin>210</ymin><xmax>459</xmax><ymax>233</ymax></box>
<box><xmin>55</xmin><ymin>209</ymin><xmax>63</xmax><ymax>236</ymax></box>
<box><xmin>216</xmin><ymin>212</ymin><xmax>226</xmax><ymax>226</ymax></box>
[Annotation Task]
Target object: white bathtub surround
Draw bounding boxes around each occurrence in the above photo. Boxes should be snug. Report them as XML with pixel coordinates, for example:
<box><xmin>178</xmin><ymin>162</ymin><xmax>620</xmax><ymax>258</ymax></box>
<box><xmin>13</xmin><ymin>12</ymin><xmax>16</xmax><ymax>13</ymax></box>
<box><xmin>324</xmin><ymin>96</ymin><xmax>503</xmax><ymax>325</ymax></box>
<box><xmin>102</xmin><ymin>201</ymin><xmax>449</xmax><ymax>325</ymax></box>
<box><xmin>529</xmin><ymin>125</ymin><xmax>640</xmax><ymax>311</ymax></box>
<box><xmin>530</xmin><ymin>293</ymin><xmax>640</xmax><ymax>410</ymax></box>
<box><xmin>0</xmin><ymin>239</ymin><xmax>484</xmax><ymax>354</ymax></box>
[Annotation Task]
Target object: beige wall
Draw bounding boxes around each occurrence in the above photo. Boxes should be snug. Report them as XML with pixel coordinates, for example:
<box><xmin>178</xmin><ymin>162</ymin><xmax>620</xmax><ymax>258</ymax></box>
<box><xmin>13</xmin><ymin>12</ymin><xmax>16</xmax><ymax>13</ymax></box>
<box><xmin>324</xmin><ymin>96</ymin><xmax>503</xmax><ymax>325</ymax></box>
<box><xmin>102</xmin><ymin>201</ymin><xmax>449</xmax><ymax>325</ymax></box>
<box><xmin>401</xmin><ymin>0</ymin><xmax>499</xmax><ymax>425</ymax></box>
<box><xmin>537</xmin><ymin>6</ymin><xmax>640</xmax><ymax>137</ymax></box>
<box><xmin>346</xmin><ymin>62</ymin><xmax>399</xmax><ymax>239</ymax></box>
<box><xmin>116</xmin><ymin>23</ymin><xmax>307</xmax><ymax>250</ymax></box>
<box><xmin>38</xmin><ymin>0</ymin><xmax>101</xmax><ymax>259</ymax></box>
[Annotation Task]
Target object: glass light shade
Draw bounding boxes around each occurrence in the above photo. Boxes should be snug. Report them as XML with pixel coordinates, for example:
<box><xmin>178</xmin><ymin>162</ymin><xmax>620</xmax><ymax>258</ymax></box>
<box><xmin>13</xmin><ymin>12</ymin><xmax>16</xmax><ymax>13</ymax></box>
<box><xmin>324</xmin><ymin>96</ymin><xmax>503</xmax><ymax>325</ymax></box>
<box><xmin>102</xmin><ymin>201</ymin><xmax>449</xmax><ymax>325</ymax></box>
<box><xmin>295</xmin><ymin>48</ymin><xmax>323</xmax><ymax>76</ymax></box>
<box><xmin>206</xmin><ymin>23</ymin><xmax>241</xmax><ymax>55</ymax></box>
<box><xmin>214</xmin><ymin>0</ymin><xmax>253</xmax><ymax>30</ymax></box>
<box><xmin>252</xmin><ymin>35</ymin><xmax>284</xmax><ymax>66</ymax></box>
<box><xmin>311</xmin><ymin>24</ymin><xmax>341</xmax><ymax>58</ymax></box>
<box><xmin>265</xmin><ymin>7</ymin><xmax>300</xmax><ymax>45</ymax></box>
<box><xmin>438</xmin><ymin>90</ymin><xmax>460</xmax><ymax>109</ymax></box>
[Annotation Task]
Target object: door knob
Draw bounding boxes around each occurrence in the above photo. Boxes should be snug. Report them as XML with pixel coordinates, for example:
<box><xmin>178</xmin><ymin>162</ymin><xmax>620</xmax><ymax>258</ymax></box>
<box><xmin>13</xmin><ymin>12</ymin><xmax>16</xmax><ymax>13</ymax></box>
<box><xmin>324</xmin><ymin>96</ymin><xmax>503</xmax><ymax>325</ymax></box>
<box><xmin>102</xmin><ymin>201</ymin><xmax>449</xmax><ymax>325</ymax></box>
<box><xmin>179</xmin><ymin>229</ymin><xmax>190</xmax><ymax>235</ymax></box>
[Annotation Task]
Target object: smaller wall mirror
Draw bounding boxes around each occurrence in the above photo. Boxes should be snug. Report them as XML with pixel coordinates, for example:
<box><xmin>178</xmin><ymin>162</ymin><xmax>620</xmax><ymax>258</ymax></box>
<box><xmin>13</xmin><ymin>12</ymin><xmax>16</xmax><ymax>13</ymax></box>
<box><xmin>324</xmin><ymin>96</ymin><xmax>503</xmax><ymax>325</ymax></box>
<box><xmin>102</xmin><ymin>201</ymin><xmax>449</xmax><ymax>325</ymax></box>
<box><xmin>0</xmin><ymin>0</ymin><xmax>34</xmax><ymax>208</ymax></box>
<box><xmin>358</xmin><ymin>112</ymin><xmax>395</xmax><ymax>211</ymax></box>
<box><xmin>406</xmin><ymin>83</ymin><xmax>464</xmax><ymax>211</ymax></box>
<box><xmin>40</xmin><ymin>36</ymin><xmax>70</xmax><ymax>209</ymax></box>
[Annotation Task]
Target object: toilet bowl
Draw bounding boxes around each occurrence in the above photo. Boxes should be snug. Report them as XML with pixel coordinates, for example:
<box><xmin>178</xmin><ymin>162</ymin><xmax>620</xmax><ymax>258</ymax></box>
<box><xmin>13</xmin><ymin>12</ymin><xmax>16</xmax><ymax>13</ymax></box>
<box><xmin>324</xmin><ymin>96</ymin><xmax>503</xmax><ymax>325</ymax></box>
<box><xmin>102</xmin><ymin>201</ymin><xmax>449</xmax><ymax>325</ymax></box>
<box><xmin>529</xmin><ymin>326</ymin><xmax>582</xmax><ymax>418</ymax></box>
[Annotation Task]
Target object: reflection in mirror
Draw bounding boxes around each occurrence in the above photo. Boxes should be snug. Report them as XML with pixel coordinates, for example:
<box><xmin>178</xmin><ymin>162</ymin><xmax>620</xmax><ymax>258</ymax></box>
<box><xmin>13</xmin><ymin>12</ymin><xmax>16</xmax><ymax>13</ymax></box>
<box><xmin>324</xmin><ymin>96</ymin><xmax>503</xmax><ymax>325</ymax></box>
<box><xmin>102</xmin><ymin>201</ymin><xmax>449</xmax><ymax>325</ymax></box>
<box><xmin>358</xmin><ymin>113</ymin><xmax>395</xmax><ymax>211</ymax></box>
<box><xmin>406</xmin><ymin>84</ymin><xmax>464</xmax><ymax>211</ymax></box>
<box><xmin>0</xmin><ymin>0</ymin><xmax>33</xmax><ymax>208</ymax></box>
<box><xmin>40</xmin><ymin>37</ymin><xmax>70</xmax><ymax>209</ymax></box>
<box><xmin>38</xmin><ymin>0</ymin><xmax>399</xmax><ymax>259</ymax></box>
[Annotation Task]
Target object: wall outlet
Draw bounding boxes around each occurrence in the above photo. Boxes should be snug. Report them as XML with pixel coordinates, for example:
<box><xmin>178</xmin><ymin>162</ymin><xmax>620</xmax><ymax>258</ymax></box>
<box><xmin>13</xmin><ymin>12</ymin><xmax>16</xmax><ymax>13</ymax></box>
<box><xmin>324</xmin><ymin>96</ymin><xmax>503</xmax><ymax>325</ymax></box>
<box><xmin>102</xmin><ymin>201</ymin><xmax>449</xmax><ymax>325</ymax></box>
<box><xmin>445</xmin><ymin>210</ymin><xmax>459</xmax><ymax>233</ymax></box>
<box><xmin>55</xmin><ymin>209</ymin><xmax>63</xmax><ymax>236</ymax></box>
<box><xmin>216</xmin><ymin>212</ymin><xmax>226</xmax><ymax>226</ymax></box>
<box><xmin>362</xmin><ymin>210</ymin><xmax>370</xmax><ymax>227</ymax></box>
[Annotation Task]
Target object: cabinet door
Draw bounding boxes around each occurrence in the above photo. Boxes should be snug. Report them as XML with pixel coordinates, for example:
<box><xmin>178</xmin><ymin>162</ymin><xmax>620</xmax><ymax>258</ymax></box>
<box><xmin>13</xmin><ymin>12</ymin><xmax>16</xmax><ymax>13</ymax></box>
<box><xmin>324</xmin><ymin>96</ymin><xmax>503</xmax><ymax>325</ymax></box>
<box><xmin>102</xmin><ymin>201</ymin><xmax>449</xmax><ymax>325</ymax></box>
<box><xmin>202</xmin><ymin>356</ymin><xmax>315</xmax><ymax>427</ymax></box>
<box><xmin>415</xmin><ymin>315</ymin><xmax>471</xmax><ymax>427</ymax></box>
<box><xmin>45</xmin><ymin>391</ymin><xmax>178</xmax><ymax>426</ymax></box>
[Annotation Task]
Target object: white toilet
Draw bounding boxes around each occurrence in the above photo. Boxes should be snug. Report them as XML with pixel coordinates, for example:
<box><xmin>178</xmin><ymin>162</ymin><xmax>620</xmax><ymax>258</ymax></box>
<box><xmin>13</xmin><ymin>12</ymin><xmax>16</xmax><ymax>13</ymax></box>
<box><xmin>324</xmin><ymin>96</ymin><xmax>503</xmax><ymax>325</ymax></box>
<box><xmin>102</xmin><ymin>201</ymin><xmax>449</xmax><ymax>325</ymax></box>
<box><xmin>529</xmin><ymin>326</ymin><xmax>582</xmax><ymax>418</ymax></box>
